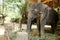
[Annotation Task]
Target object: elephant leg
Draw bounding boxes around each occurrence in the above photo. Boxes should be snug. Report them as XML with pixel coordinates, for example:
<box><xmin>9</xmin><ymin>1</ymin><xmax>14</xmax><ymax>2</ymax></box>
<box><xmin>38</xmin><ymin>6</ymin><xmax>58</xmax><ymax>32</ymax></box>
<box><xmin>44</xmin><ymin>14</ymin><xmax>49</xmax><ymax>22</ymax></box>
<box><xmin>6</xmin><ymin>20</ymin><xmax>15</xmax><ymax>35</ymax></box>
<box><xmin>27</xmin><ymin>12</ymin><xmax>33</xmax><ymax>32</ymax></box>
<box><xmin>27</xmin><ymin>18</ymin><xmax>32</xmax><ymax>32</ymax></box>
<box><xmin>40</xmin><ymin>13</ymin><xmax>46</xmax><ymax>39</ymax></box>
<box><xmin>51</xmin><ymin>24</ymin><xmax>57</xmax><ymax>34</ymax></box>
<box><xmin>40</xmin><ymin>21</ymin><xmax>45</xmax><ymax>39</ymax></box>
<box><xmin>37</xmin><ymin>15</ymin><xmax>41</xmax><ymax>36</ymax></box>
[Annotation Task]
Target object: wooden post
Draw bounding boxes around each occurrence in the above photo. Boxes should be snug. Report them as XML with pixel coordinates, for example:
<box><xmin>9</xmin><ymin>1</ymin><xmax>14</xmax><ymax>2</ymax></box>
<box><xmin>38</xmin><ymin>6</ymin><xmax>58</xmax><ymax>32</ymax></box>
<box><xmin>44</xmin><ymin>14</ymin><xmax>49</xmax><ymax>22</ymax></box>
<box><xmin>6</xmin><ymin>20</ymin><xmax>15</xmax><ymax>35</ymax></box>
<box><xmin>19</xmin><ymin>16</ymin><xmax>22</xmax><ymax>31</ymax></box>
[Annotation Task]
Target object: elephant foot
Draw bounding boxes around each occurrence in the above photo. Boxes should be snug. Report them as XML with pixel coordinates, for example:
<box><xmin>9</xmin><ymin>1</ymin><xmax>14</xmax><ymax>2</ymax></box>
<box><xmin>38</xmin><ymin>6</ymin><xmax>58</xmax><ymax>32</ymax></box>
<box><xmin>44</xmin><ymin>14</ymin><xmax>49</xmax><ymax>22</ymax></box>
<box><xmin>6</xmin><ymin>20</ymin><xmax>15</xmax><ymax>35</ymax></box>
<box><xmin>40</xmin><ymin>34</ymin><xmax>45</xmax><ymax>40</ymax></box>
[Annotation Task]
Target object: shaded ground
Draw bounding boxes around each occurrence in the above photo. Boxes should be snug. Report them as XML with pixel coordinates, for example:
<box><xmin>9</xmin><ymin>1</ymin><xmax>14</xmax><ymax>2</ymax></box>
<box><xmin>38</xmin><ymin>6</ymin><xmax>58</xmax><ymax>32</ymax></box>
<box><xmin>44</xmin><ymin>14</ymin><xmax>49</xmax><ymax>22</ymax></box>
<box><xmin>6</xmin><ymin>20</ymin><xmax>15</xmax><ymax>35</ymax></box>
<box><xmin>0</xmin><ymin>23</ymin><xmax>60</xmax><ymax>40</ymax></box>
<box><xmin>12</xmin><ymin>31</ymin><xmax>60</xmax><ymax>40</ymax></box>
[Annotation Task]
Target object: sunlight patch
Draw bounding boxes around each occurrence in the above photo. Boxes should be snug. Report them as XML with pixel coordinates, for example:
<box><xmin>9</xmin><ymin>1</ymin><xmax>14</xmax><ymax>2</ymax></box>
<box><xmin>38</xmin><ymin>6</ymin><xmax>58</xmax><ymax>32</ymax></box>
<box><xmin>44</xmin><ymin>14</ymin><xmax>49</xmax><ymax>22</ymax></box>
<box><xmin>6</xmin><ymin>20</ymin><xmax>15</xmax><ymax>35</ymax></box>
<box><xmin>0</xmin><ymin>27</ymin><xmax>5</xmax><ymax>35</ymax></box>
<box><xmin>45</xmin><ymin>25</ymin><xmax>51</xmax><ymax>28</ymax></box>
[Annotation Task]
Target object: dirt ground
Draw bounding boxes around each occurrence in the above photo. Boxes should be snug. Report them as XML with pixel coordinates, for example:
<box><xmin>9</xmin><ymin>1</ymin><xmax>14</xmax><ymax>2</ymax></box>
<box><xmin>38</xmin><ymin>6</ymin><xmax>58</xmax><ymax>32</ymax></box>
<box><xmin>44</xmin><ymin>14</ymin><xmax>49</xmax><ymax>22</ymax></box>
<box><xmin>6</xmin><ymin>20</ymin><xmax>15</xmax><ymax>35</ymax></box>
<box><xmin>0</xmin><ymin>23</ymin><xmax>60</xmax><ymax>40</ymax></box>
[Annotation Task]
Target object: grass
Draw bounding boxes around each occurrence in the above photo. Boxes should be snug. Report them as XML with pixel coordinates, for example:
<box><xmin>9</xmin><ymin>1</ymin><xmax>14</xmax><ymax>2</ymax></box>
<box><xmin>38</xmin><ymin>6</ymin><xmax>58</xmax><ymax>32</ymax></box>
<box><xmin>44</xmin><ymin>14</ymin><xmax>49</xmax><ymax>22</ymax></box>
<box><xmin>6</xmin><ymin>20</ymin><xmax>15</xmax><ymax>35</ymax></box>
<box><xmin>29</xmin><ymin>33</ymin><xmax>58</xmax><ymax>40</ymax></box>
<box><xmin>11</xmin><ymin>31</ymin><xmax>60</xmax><ymax>40</ymax></box>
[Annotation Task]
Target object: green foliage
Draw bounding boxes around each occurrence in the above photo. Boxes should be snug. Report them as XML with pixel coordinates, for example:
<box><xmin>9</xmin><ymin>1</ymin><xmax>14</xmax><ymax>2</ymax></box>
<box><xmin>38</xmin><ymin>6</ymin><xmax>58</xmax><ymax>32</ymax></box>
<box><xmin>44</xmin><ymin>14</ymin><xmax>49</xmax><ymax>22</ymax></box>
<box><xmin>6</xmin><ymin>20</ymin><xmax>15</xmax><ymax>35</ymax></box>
<box><xmin>0</xmin><ymin>0</ymin><xmax>27</xmax><ymax>18</ymax></box>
